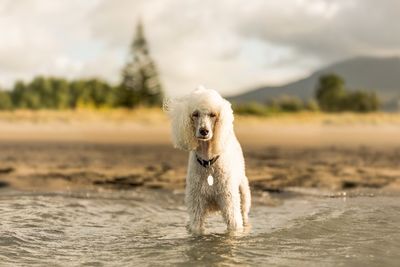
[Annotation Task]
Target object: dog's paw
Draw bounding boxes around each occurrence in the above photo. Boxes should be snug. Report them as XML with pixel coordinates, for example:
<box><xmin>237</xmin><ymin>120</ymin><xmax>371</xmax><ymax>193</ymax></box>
<box><xmin>227</xmin><ymin>222</ymin><xmax>244</xmax><ymax>232</ymax></box>
<box><xmin>187</xmin><ymin>224</ymin><xmax>204</xmax><ymax>236</ymax></box>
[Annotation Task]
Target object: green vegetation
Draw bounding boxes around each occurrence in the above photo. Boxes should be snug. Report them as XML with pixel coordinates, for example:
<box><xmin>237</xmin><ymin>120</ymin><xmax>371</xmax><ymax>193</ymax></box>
<box><xmin>343</xmin><ymin>91</ymin><xmax>379</xmax><ymax>112</ymax></box>
<box><xmin>0</xmin><ymin>21</ymin><xmax>163</xmax><ymax>111</ymax></box>
<box><xmin>316</xmin><ymin>74</ymin><xmax>379</xmax><ymax>113</ymax></box>
<box><xmin>233</xmin><ymin>102</ymin><xmax>273</xmax><ymax>116</ymax></box>
<box><xmin>4</xmin><ymin>76</ymin><xmax>115</xmax><ymax>110</ymax></box>
<box><xmin>315</xmin><ymin>74</ymin><xmax>346</xmax><ymax>112</ymax></box>
<box><xmin>0</xmin><ymin>90</ymin><xmax>12</xmax><ymax>110</ymax></box>
<box><xmin>268</xmin><ymin>96</ymin><xmax>317</xmax><ymax>112</ymax></box>
<box><xmin>235</xmin><ymin>74</ymin><xmax>380</xmax><ymax>116</ymax></box>
<box><xmin>0</xmin><ymin>77</ymin><xmax>117</xmax><ymax>110</ymax></box>
<box><xmin>233</xmin><ymin>96</ymin><xmax>318</xmax><ymax>116</ymax></box>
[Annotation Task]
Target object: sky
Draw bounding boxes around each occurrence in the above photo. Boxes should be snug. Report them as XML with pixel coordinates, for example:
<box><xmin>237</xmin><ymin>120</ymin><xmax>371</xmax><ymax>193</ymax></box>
<box><xmin>0</xmin><ymin>0</ymin><xmax>399</xmax><ymax>96</ymax></box>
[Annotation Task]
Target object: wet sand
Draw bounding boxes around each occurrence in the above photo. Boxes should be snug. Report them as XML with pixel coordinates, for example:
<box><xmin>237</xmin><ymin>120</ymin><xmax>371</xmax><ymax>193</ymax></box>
<box><xmin>0</xmin><ymin>112</ymin><xmax>399</xmax><ymax>193</ymax></box>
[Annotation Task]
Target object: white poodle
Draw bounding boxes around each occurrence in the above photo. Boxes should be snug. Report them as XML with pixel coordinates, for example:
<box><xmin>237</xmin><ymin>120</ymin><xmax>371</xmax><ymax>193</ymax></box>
<box><xmin>165</xmin><ymin>86</ymin><xmax>251</xmax><ymax>234</ymax></box>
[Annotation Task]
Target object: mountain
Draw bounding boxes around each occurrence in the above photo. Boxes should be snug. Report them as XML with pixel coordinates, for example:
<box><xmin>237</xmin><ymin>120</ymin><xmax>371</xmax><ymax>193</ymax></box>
<box><xmin>228</xmin><ymin>56</ymin><xmax>400</xmax><ymax>111</ymax></box>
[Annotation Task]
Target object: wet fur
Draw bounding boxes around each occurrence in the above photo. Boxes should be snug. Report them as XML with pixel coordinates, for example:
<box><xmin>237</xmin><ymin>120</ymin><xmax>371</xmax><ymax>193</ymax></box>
<box><xmin>165</xmin><ymin>86</ymin><xmax>251</xmax><ymax>234</ymax></box>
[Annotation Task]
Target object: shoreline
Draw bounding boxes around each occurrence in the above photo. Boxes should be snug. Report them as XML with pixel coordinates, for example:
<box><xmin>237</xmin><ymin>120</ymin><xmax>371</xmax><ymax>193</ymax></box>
<box><xmin>0</xmin><ymin>142</ymin><xmax>399</xmax><ymax>193</ymax></box>
<box><xmin>0</xmin><ymin>111</ymin><xmax>399</xmax><ymax>193</ymax></box>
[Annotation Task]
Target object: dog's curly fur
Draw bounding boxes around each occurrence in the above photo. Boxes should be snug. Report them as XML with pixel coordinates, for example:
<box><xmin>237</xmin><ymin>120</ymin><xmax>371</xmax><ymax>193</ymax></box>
<box><xmin>165</xmin><ymin>86</ymin><xmax>251</xmax><ymax>234</ymax></box>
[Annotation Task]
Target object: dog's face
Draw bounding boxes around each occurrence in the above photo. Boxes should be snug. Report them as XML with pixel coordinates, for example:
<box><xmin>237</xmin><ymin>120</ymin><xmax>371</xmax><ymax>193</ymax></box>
<box><xmin>191</xmin><ymin>108</ymin><xmax>217</xmax><ymax>141</ymax></box>
<box><xmin>165</xmin><ymin>86</ymin><xmax>234</xmax><ymax>152</ymax></box>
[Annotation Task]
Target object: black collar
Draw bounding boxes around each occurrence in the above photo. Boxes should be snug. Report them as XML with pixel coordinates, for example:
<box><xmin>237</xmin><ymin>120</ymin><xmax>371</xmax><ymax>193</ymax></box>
<box><xmin>195</xmin><ymin>154</ymin><xmax>220</xmax><ymax>168</ymax></box>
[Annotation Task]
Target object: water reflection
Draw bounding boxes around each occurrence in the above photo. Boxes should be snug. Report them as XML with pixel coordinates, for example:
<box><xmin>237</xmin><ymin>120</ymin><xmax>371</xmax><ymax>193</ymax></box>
<box><xmin>184</xmin><ymin>233</ymin><xmax>243</xmax><ymax>266</ymax></box>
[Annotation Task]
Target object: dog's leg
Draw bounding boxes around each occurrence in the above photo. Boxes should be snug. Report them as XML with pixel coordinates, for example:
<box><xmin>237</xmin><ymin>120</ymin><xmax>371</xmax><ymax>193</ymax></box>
<box><xmin>239</xmin><ymin>177</ymin><xmax>251</xmax><ymax>226</ymax></box>
<box><xmin>186</xmin><ymin>195</ymin><xmax>206</xmax><ymax>235</ymax></box>
<box><xmin>188</xmin><ymin>208</ymin><xmax>206</xmax><ymax>235</ymax></box>
<box><xmin>219</xmin><ymin>190</ymin><xmax>243</xmax><ymax>231</ymax></box>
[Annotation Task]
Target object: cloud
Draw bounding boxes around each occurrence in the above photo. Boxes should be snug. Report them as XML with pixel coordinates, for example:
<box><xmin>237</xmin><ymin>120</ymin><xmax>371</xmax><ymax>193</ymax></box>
<box><xmin>0</xmin><ymin>0</ymin><xmax>100</xmax><ymax>86</ymax></box>
<box><xmin>237</xmin><ymin>0</ymin><xmax>400</xmax><ymax>60</ymax></box>
<box><xmin>88</xmin><ymin>0</ymin><xmax>312</xmax><ymax>95</ymax></box>
<box><xmin>0</xmin><ymin>0</ymin><xmax>399</xmax><ymax>96</ymax></box>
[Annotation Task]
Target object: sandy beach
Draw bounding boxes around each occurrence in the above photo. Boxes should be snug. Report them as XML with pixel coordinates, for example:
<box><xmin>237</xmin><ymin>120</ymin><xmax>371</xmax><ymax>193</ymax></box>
<box><xmin>0</xmin><ymin>110</ymin><xmax>399</xmax><ymax>193</ymax></box>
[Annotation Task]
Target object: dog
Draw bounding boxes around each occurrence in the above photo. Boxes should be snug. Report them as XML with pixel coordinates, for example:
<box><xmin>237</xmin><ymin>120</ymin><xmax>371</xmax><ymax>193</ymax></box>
<box><xmin>165</xmin><ymin>86</ymin><xmax>251</xmax><ymax>234</ymax></box>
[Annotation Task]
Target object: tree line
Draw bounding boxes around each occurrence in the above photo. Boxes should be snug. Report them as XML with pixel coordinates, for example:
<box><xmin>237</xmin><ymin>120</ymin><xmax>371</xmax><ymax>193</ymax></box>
<box><xmin>234</xmin><ymin>73</ymin><xmax>380</xmax><ymax>115</ymax></box>
<box><xmin>0</xmin><ymin>77</ymin><xmax>115</xmax><ymax>110</ymax></box>
<box><xmin>316</xmin><ymin>74</ymin><xmax>379</xmax><ymax>112</ymax></box>
<box><xmin>0</xmin><ymin>21</ymin><xmax>163</xmax><ymax>110</ymax></box>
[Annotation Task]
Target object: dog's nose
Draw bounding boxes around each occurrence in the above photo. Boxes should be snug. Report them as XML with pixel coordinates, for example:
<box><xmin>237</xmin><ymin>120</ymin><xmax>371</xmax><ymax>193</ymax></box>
<box><xmin>199</xmin><ymin>128</ymin><xmax>209</xmax><ymax>136</ymax></box>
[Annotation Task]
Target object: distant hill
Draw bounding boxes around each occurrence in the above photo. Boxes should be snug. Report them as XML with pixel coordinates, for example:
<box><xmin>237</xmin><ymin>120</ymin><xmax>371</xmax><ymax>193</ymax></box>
<box><xmin>228</xmin><ymin>56</ymin><xmax>400</xmax><ymax>111</ymax></box>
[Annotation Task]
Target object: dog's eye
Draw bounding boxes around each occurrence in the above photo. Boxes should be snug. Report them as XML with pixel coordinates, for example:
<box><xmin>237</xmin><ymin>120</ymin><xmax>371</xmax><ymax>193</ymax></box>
<box><xmin>192</xmin><ymin>112</ymin><xmax>199</xmax><ymax>118</ymax></box>
<box><xmin>209</xmin><ymin>113</ymin><xmax>216</xmax><ymax>118</ymax></box>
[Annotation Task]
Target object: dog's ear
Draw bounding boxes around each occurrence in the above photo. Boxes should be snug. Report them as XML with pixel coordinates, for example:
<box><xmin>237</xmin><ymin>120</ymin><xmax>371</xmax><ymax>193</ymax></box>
<box><xmin>211</xmin><ymin>99</ymin><xmax>234</xmax><ymax>154</ymax></box>
<box><xmin>162</xmin><ymin>97</ymin><xmax>171</xmax><ymax>113</ymax></box>
<box><xmin>165</xmin><ymin>96</ymin><xmax>197</xmax><ymax>151</ymax></box>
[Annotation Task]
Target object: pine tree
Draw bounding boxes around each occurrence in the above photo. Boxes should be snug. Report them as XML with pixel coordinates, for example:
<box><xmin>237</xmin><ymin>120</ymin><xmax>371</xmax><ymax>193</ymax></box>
<box><xmin>118</xmin><ymin>21</ymin><xmax>163</xmax><ymax>108</ymax></box>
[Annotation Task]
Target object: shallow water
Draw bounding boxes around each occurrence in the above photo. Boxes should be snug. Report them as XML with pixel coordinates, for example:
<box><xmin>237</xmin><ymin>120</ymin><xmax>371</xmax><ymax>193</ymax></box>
<box><xmin>0</xmin><ymin>188</ymin><xmax>399</xmax><ymax>267</ymax></box>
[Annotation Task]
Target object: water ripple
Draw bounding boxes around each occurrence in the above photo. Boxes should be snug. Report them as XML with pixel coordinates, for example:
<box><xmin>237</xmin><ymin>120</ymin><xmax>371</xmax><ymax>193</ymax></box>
<box><xmin>0</xmin><ymin>189</ymin><xmax>399</xmax><ymax>266</ymax></box>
